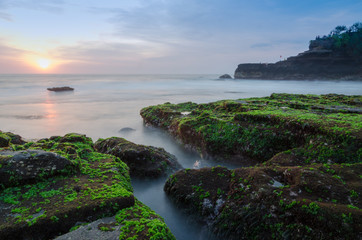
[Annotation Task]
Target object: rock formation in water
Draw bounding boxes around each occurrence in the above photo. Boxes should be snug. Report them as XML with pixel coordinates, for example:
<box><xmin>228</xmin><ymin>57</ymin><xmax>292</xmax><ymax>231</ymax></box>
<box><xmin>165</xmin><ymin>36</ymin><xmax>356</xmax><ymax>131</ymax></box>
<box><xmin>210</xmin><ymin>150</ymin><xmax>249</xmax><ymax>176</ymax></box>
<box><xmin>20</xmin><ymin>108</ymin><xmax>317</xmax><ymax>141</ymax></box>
<box><xmin>141</xmin><ymin>93</ymin><xmax>362</xmax><ymax>239</ymax></box>
<box><xmin>94</xmin><ymin>137</ymin><xmax>182</xmax><ymax>178</ymax></box>
<box><xmin>235</xmin><ymin>23</ymin><xmax>362</xmax><ymax>80</ymax></box>
<box><xmin>47</xmin><ymin>86</ymin><xmax>74</xmax><ymax>92</ymax></box>
<box><xmin>219</xmin><ymin>74</ymin><xmax>232</xmax><ymax>79</ymax></box>
<box><xmin>0</xmin><ymin>132</ymin><xmax>176</xmax><ymax>240</ymax></box>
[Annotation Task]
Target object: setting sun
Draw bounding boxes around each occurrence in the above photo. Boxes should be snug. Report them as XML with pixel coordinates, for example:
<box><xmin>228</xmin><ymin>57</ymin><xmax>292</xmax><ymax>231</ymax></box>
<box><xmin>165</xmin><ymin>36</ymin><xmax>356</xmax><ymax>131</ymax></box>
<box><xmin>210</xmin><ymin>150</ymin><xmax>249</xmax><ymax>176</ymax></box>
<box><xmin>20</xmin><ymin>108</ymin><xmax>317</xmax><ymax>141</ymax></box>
<box><xmin>37</xmin><ymin>58</ymin><xmax>51</xmax><ymax>69</ymax></box>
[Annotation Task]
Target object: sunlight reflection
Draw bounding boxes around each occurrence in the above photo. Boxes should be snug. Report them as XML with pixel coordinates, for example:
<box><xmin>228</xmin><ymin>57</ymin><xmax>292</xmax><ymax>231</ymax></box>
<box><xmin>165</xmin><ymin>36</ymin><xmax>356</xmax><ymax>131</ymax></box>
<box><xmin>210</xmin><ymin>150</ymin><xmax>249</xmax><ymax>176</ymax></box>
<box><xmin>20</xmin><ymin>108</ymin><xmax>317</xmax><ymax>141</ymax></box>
<box><xmin>42</xmin><ymin>94</ymin><xmax>58</xmax><ymax>132</ymax></box>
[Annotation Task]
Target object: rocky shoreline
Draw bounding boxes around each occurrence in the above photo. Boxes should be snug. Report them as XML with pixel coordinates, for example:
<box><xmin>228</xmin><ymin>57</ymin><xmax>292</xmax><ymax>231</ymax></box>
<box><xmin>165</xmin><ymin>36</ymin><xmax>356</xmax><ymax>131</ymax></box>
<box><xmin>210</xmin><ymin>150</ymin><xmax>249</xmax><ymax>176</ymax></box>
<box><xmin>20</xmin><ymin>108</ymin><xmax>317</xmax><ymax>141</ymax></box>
<box><xmin>0</xmin><ymin>133</ymin><xmax>176</xmax><ymax>240</ymax></box>
<box><xmin>141</xmin><ymin>93</ymin><xmax>362</xmax><ymax>239</ymax></box>
<box><xmin>234</xmin><ymin>24</ymin><xmax>362</xmax><ymax>80</ymax></box>
<box><xmin>1</xmin><ymin>93</ymin><xmax>361</xmax><ymax>239</ymax></box>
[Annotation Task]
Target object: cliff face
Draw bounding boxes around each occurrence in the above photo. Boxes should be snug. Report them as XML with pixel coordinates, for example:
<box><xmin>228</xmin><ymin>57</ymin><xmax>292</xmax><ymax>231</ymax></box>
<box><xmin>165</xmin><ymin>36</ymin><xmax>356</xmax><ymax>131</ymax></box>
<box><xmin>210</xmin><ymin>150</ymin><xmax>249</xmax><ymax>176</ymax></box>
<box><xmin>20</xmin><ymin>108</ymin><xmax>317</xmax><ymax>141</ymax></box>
<box><xmin>235</xmin><ymin>37</ymin><xmax>362</xmax><ymax>80</ymax></box>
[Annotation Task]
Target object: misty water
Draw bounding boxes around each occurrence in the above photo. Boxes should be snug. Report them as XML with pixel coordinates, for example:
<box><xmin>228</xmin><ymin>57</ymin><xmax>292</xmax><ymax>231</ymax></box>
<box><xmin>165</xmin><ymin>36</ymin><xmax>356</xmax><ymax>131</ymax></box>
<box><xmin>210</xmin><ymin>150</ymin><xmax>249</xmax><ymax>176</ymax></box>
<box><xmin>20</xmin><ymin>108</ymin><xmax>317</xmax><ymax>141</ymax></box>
<box><xmin>1</xmin><ymin>74</ymin><xmax>361</xmax><ymax>239</ymax></box>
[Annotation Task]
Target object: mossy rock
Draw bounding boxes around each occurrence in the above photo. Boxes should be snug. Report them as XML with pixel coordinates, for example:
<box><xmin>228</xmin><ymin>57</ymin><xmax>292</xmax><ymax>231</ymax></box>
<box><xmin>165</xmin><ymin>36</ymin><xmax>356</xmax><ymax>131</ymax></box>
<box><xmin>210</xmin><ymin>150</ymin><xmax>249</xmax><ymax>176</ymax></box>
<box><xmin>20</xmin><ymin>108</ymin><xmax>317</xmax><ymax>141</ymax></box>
<box><xmin>0</xmin><ymin>132</ymin><xmax>11</xmax><ymax>148</ymax></box>
<box><xmin>141</xmin><ymin>93</ymin><xmax>362</xmax><ymax>165</ymax></box>
<box><xmin>55</xmin><ymin>199</ymin><xmax>176</xmax><ymax>240</ymax></box>
<box><xmin>0</xmin><ymin>150</ymin><xmax>76</xmax><ymax>188</ymax></box>
<box><xmin>95</xmin><ymin>137</ymin><xmax>182</xmax><ymax>178</ymax></box>
<box><xmin>0</xmin><ymin>133</ymin><xmax>175</xmax><ymax>240</ymax></box>
<box><xmin>164</xmin><ymin>163</ymin><xmax>362</xmax><ymax>239</ymax></box>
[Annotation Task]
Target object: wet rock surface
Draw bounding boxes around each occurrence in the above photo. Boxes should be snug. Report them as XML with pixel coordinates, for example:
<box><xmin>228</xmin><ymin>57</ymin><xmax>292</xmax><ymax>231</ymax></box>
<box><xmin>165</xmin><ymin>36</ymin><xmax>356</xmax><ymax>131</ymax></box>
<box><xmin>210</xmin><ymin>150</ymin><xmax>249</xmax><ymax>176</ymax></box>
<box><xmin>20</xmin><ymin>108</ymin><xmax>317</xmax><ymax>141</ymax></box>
<box><xmin>142</xmin><ymin>93</ymin><xmax>362</xmax><ymax>239</ymax></box>
<box><xmin>0</xmin><ymin>132</ymin><xmax>175</xmax><ymax>240</ymax></box>
<box><xmin>95</xmin><ymin>137</ymin><xmax>182</xmax><ymax>178</ymax></box>
<box><xmin>0</xmin><ymin>150</ymin><xmax>74</xmax><ymax>187</ymax></box>
<box><xmin>54</xmin><ymin>216</ymin><xmax>121</xmax><ymax>240</ymax></box>
<box><xmin>165</xmin><ymin>163</ymin><xmax>362</xmax><ymax>239</ymax></box>
<box><xmin>141</xmin><ymin>93</ymin><xmax>361</xmax><ymax>165</ymax></box>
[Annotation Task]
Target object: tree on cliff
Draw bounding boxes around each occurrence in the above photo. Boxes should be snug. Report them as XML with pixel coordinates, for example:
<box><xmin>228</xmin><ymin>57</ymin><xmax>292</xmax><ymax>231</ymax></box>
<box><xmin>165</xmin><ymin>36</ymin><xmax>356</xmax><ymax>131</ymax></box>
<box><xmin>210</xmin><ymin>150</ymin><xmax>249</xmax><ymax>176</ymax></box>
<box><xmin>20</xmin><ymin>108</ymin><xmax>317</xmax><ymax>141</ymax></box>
<box><xmin>312</xmin><ymin>22</ymin><xmax>362</xmax><ymax>58</ymax></box>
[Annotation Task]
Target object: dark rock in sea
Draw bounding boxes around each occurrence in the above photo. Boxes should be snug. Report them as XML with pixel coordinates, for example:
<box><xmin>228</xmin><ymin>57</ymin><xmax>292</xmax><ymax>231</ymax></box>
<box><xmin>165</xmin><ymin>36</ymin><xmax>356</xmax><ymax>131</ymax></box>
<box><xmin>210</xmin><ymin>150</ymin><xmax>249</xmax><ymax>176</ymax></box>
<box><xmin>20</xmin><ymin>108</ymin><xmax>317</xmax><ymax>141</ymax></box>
<box><xmin>234</xmin><ymin>25</ymin><xmax>362</xmax><ymax>80</ymax></box>
<box><xmin>47</xmin><ymin>86</ymin><xmax>74</xmax><ymax>92</ymax></box>
<box><xmin>0</xmin><ymin>150</ymin><xmax>74</xmax><ymax>188</ymax></box>
<box><xmin>119</xmin><ymin>127</ymin><xmax>136</xmax><ymax>133</ymax></box>
<box><xmin>219</xmin><ymin>74</ymin><xmax>232</xmax><ymax>79</ymax></box>
<box><xmin>94</xmin><ymin>137</ymin><xmax>182</xmax><ymax>178</ymax></box>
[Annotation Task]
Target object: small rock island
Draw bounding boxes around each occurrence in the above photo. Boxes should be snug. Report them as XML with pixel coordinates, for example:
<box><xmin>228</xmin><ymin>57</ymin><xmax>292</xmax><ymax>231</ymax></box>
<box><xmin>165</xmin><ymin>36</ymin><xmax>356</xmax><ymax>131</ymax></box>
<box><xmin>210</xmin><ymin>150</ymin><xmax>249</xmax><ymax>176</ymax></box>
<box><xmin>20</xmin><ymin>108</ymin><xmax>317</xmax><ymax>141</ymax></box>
<box><xmin>235</xmin><ymin>23</ymin><xmax>362</xmax><ymax>80</ymax></box>
<box><xmin>219</xmin><ymin>74</ymin><xmax>232</xmax><ymax>79</ymax></box>
<box><xmin>47</xmin><ymin>86</ymin><xmax>74</xmax><ymax>92</ymax></box>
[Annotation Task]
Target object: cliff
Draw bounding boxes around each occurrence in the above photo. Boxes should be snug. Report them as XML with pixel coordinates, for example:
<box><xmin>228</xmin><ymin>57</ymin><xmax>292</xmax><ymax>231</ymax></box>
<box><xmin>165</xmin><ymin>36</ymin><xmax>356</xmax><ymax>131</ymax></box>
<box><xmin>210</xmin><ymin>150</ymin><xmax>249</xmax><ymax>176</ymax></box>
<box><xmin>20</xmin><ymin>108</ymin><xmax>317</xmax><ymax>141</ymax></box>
<box><xmin>235</xmin><ymin>24</ymin><xmax>362</xmax><ymax>80</ymax></box>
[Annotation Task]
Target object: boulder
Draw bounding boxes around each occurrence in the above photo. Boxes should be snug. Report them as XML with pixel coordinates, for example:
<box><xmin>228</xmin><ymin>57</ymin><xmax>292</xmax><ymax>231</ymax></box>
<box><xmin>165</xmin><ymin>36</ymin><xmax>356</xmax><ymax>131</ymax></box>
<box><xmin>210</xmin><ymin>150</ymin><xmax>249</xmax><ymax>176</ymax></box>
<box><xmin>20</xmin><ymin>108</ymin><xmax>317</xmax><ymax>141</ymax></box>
<box><xmin>94</xmin><ymin>137</ymin><xmax>182</xmax><ymax>178</ymax></box>
<box><xmin>219</xmin><ymin>74</ymin><xmax>232</xmax><ymax>79</ymax></box>
<box><xmin>0</xmin><ymin>150</ymin><xmax>74</xmax><ymax>187</ymax></box>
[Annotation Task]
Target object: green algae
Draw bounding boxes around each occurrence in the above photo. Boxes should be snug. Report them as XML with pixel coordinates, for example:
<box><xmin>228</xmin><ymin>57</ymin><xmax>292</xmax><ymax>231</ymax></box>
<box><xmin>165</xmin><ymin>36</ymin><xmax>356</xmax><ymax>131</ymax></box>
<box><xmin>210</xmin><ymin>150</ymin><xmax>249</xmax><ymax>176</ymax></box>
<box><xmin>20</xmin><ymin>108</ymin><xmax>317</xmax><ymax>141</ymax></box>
<box><xmin>165</xmin><ymin>163</ymin><xmax>361</xmax><ymax>239</ymax></box>
<box><xmin>141</xmin><ymin>93</ymin><xmax>361</xmax><ymax>164</ymax></box>
<box><xmin>0</xmin><ymin>133</ymin><xmax>175</xmax><ymax>240</ymax></box>
<box><xmin>115</xmin><ymin>200</ymin><xmax>175</xmax><ymax>240</ymax></box>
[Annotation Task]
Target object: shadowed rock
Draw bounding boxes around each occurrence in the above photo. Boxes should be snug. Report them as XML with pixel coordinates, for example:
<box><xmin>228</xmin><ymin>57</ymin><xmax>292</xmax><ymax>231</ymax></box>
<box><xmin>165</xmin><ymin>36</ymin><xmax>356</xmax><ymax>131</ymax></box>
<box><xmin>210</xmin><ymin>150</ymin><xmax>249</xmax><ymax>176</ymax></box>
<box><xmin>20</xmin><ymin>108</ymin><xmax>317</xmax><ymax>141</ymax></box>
<box><xmin>94</xmin><ymin>137</ymin><xmax>182</xmax><ymax>178</ymax></box>
<box><xmin>164</xmin><ymin>163</ymin><xmax>362</xmax><ymax>239</ymax></box>
<box><xmin>0</xmin><ymin>150</ymin><xmax>74</xmax><ymax>187</ymax></box>
<box><xmin>0</xmin><ymin>132</ymin><xmax>10</xmax><ymax>148</ymax></box>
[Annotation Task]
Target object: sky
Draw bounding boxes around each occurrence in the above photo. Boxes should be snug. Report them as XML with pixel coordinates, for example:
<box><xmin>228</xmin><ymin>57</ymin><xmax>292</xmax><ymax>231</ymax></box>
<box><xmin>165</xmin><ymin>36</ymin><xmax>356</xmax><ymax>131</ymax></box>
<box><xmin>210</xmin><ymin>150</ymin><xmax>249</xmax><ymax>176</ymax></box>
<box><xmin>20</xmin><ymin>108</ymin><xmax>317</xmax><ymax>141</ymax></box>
<box><xmin>0</xmin><ymin>0</ymin><xmax>361</xmax><ymax>74</ymax></box>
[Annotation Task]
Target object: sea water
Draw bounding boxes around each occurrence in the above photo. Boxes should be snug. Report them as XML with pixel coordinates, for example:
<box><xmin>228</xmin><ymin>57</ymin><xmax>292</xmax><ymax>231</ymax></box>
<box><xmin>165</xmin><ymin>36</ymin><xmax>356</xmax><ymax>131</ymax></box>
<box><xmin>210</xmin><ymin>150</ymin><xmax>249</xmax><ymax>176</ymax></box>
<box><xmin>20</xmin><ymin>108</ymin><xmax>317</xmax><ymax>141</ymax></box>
<box><xmin>1</xmin><ymin>74</ymin><xmax>361</xmax><ymax>239</ymax></box>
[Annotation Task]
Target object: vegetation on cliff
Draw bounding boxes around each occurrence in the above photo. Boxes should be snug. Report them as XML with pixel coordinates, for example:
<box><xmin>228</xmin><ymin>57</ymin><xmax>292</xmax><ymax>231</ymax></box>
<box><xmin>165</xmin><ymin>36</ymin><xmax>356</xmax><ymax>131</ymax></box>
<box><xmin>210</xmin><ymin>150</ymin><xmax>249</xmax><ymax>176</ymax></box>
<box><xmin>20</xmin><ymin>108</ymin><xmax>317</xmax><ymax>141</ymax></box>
<box><xmin>313</xmin><ymin>22</ymin><xmax>362</xmax><ymax>58</ymax></box>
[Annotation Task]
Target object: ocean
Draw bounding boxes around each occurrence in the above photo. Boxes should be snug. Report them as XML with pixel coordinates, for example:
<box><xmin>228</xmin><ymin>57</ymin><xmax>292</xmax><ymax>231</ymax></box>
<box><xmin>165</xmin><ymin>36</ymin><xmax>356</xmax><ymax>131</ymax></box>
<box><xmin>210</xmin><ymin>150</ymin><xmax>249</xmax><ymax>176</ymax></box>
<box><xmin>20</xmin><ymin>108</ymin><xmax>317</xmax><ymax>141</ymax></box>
<box><xmin>1</xmin><ymin>74</ymin><xmax>361</xmax><ymax>239</ymax></box>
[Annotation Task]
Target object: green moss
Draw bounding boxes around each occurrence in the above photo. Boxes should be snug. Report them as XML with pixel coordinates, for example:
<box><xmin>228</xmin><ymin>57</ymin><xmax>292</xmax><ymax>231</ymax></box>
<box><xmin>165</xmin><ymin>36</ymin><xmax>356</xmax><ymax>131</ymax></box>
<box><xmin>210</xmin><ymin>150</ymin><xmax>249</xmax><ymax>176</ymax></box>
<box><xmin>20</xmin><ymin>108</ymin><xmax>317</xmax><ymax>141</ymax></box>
<box><xmin>0</xmin><ymin>134</ymin><xmax>175</xmax><ymax>239</ymax></box>
<box><xmin>141</xmin><ymin>93</ymin><xmax>361</xmax><ymax>164</ymax></box>
<box><xmin>116</xmin><ymin>200</ymin><xmax>175</xmax><ymax>240</ymax></box>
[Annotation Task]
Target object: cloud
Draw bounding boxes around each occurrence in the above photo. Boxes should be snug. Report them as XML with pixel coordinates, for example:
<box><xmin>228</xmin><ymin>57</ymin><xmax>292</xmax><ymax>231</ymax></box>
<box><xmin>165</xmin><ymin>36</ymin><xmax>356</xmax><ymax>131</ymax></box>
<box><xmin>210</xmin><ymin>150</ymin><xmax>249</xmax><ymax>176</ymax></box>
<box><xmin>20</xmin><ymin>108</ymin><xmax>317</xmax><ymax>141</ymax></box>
<box><xmin>53</xmin><ymin>40</ymin><xmax>169</xmax><ymax>62</ymax></box>
<box><xmin>0</xmin><ymin>0</ymin><xmax>64</xmax><ymax>13</ymax></box>
<box><xmin>0</xmin><ymin>40</ymin><xmax>29</xmax><ymax>57</ymax></box>
<box><xmin>0</xmin><ymin>11</ymin><xmax>11</xmax><ymax>21</ymax></box>
<box><xmin>0</xmin><ymin>41</ymin><xmax>35</xmax><ymax>73</ymax></box>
